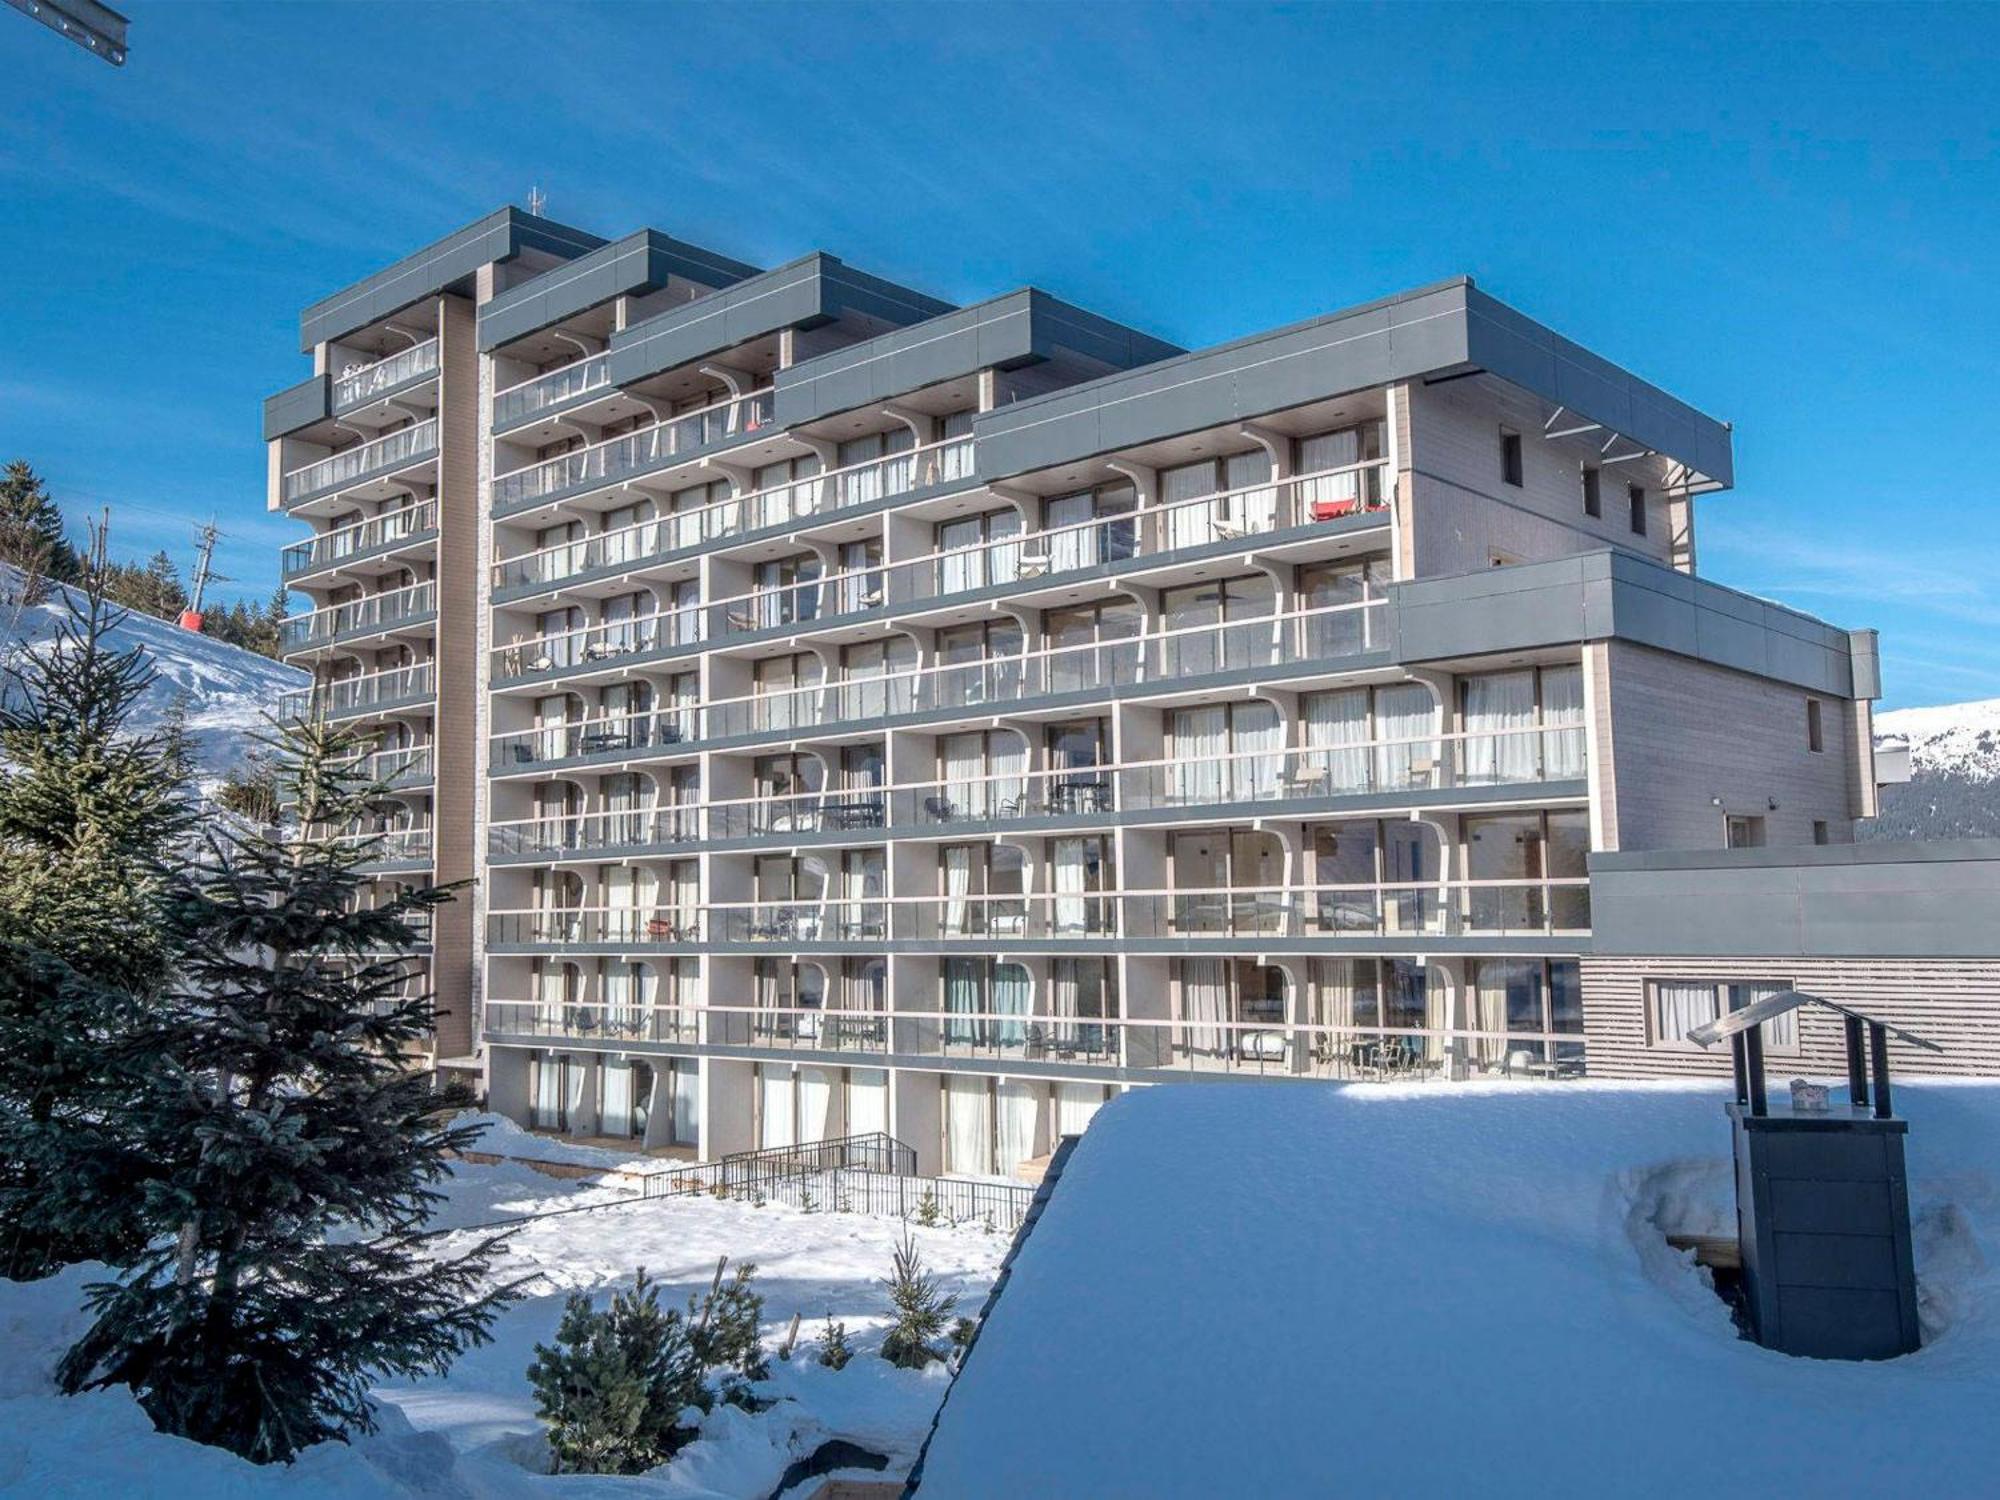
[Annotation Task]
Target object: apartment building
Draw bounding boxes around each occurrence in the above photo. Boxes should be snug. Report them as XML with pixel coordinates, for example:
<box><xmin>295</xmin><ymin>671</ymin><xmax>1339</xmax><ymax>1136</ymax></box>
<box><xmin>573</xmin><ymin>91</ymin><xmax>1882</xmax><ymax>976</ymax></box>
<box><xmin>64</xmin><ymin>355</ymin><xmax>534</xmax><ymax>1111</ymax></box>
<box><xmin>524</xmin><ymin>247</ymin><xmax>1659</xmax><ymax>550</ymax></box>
<box><xmin>267</xmin><ymin>207</ymin><xmax>1891</xmax><ymax>1172</ymax></box>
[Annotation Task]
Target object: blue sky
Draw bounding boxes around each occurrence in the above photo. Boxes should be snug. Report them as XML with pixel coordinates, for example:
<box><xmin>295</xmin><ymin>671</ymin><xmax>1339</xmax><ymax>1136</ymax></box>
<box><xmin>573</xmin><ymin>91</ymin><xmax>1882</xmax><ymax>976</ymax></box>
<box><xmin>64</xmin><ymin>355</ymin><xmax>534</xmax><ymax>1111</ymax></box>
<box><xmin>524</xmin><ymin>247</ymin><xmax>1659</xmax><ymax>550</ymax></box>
<box><xmin>2</xmin><ymin>1</ymin><xmax>1995</xmax><ymax>708</ymax></box>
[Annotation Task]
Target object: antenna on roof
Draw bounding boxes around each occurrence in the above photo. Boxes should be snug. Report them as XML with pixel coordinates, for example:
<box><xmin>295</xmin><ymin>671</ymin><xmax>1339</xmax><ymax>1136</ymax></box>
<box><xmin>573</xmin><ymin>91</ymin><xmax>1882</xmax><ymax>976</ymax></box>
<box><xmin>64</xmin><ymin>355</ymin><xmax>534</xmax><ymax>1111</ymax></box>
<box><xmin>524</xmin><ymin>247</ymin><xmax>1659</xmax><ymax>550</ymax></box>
<box><xmin>527</xmin><ymin>184</ymin><xmax>547</xmax><ymax>218</ymax></box>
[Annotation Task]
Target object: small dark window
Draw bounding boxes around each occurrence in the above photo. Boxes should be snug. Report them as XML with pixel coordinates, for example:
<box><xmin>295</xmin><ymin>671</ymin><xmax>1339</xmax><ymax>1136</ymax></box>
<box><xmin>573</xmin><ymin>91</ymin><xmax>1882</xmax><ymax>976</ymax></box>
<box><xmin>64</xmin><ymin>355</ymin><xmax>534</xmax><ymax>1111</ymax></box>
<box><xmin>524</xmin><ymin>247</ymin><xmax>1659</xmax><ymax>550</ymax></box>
<box><xmin>1582</xmin><ymin>466</ymin><xmax>1601</xmax><ymax>518</ymax></box>
<box><xmin>1628</xmin><ymin>484</ymin><xmax>1647</xmax><ymax>536</ymax></box>
<box><xmin>1813</xmin><ymin>820</ymin><xmax>1831</xmax><ymax>846</ymax></box>
<box><xmin>1726</xmin><ymin>814</ymin><xmax>1766</xmax><ymax>849</ymax></box>
<box><xmin>1500</xmin><ymin>430</ymin><xmax>1523</xmax><ymax>487</ymax></box>
<box><xmin>1807</xmin><ymin>698</ymin><xmax>1825</xmax><ymax>753</ymax></box>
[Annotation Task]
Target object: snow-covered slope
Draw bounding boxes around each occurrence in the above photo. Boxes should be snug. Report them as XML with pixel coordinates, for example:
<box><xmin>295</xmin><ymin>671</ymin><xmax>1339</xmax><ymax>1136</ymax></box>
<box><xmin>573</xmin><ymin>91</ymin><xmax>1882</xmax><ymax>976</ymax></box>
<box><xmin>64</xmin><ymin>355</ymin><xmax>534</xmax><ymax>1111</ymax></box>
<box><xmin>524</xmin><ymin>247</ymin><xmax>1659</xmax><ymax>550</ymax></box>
<box><xmin>0</xmin><ymin>573</ymin><xmax>305</xmax><ymax>784</ymax></box>
<box><xmin>1877</xmin><ymin>696</ymin><xmax>2000</xmax><ymax>783</ymax></box>
<box><xmin>1868</xmin><ymin>697</ymin><xmax>2000</xmax><ymax>840</ymax></box>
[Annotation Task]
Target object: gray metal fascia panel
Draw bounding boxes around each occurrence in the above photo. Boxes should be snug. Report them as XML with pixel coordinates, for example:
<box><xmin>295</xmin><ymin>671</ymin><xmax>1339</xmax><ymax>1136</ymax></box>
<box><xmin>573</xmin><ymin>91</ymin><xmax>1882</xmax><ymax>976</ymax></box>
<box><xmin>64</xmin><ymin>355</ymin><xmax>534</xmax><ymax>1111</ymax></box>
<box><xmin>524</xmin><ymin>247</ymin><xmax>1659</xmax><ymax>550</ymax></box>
<box><xmin>1848</xmin><ymin>630</ymin><xmax>1883</xmax><ymax>700</ymax></box>
<box><xmin>477</xmin><ymin>229</ymin><xmax>761</xmax><ymax>352</ymax></box>
<box><xmin>300</xmin><ymin>207</ymin><xmax>606</xmax><ymax>351</ymax></box>
<box><xmin>1023</xmin><ymin>288</ymin><xmax>1184</xmax><ymax>369</ymax></box>
<box><xmin>972</xmin><ymin>280</ymin><xmax>1478</xmax><ymax>481</ymax></box>
<box><xmin>1587</xmin><ymin>845</ymin><xmax>2000</xmax><ymax>958</ymax></box>
<box><xmin>1461</xmin><ymin>286</ymin><xmax>1734</xmax><ymax>487</ymax></box>
<box><xmin>774</xmin><ymin>292</ymin><xmax>1039</xmax><ymax>429</ymax></box>
<box><xmin>263</xmin><ymin>373</ymin><xmax>331</xmax><ymax>440</ymax></box>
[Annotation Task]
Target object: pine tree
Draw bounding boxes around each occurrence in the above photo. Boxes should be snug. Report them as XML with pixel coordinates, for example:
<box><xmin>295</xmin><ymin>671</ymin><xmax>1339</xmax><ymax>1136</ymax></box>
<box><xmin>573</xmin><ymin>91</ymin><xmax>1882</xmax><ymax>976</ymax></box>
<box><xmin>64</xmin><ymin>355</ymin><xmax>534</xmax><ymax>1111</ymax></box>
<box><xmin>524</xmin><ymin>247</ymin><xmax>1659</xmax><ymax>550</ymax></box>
<box><xmin>0</xmin><ymin>461</ymin><xmax>79</xmax><ymax>591</ymax></box>
<box><xmin>54</xmin><ymin>713</ymin><xmax>515</xmax><ymax>1464</ymax></box>
<box><xmin>879</xmin><ymin>1234</ymin><xmax>958</xmax><ymax>1370</ymax></box>
<box><xmin>138</xmin><ymin>550</ymin><xmax>187</xmax><ymax>619</ymax></box>
<box><xmin>816</xmin><ymin>1316</ymin><xmax>853</xmax><ymax>1370</ymax></box>
<box><xmin>527</xmin><ymin>1268</ymin><xmax>706</xmax><ymax>1475</ymax></box>
<box><xmin>0</xmin><ymin>570</ymin><xmax>192</xmax><ymax>1277</ymax></box>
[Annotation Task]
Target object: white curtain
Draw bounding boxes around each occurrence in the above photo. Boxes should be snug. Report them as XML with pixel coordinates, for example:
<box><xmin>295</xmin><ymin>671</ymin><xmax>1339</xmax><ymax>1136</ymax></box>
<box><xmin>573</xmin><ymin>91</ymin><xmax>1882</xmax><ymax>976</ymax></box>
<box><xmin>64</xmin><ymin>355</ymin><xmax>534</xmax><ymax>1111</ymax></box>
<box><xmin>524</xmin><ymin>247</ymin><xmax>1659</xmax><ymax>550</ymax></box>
<box><xmin>1180</xmin><ymin>958</ymin><xmax>1229</xmax><ymax>1055</ymax></box>
<box><xmin>939</xmin><ymin>518</ymin><xmax>981</xmax><ymax>595</ymax></box>
<box><xmin>945</xmin><ymin>958</ymin><xmax>983</xmax><ymax>1045</ymax></box>
<box><xmin>1373</xmin><ymin>683</ymin><xmax>1436</xmax><ymax>789</ymax></box>
<box><xmin>847</xmin><ymin>1070</ymin><xmax>889</xmax><ymax>1138</ymax></box>
<box><xmin>1172</xmin><ymin>705</ymin><xmax>1227</xmax><ymax>805</ymax></box>
<box><xmin>943</xmin><ymin>733</ymin><xmax>986</xmax><ymax>819</ymax></box>
<box><xmin>991</xmin><ymin>732</ymin><xmax>1027</xmax><ymax>814</ymax></box>
<box><xmin>532</xmin><ymin>1053</ymin><xmax>563</xmax><ymax>1129</ymax></box>
<box><xmin>987</xmin><ymin>510</ymin><xmax>1023</xmax><ymax>584</ymax></box>
<box><xmin>1463</xmin><ymin>671</ymin><xmax>1538</xmax><ymax>785</ymax></box>
<box><xmin>1048</xmin><ymin>493</ymin><xmax>1092</xmax><ymax>573</ymax></box>
<box><xmin>670</xmin><ymin>1062</ymin><xmax>699</xmax><ymax>1145</ymax></box>
<box><xmin>1053</xmin><ymin>837</ymin><xmax>1090</xmax><ymax>935</ymax></box>
<box><xmin>1299</xmin><ymin>428</ymin><xmax>1362</xmax><ymax>516</ymax></box>
<box><xmin>993</xmin><ymin>963</ymin><xmax>1031</xmax><ymax>1047</ymax></box>
<box><xmin>944</xmin><ymin>1076</ymin><xmax>991</xmax><ymax>1175</ymax></box>
<box><xmin>1225</xmin><ymin>450</ymin><xmax>1276</xmax><ymax>534</ymax></box>
<box><xmin>1473</xmin><ymin>962</ymin><xmax>1524</xmax><ymax>1064</ymax></box>
<box><xmin>1237</xmin><ymin>703</ymin><xmax>1283</xmax><ymax>801</ymax></box>
<box><xmin>995</xmin><ymin>1082</ymin><xmax>1040</xmax><ymax>1174</ymax></box>
<box><xmin>943</xmin><ymin>846</ymin><xmax>974</xmax><ymax>935</ymax></box>
<box><xmin>601</xmin><ymin>1061</ymin><xmax>634</xmax><ymax>1137</ymax></box>
<box><xmin>1652</xmin><ymin>981</ymin><xmax>1715</xmax><ymax>1044</ymax></box>
<box><xmin>1056</xmin><ymin>1083</ymin><xmax>1107</xmax><ymax>1137</ymax></box>
<box><xmin>1304</xmin><ymin>689</ymin><xmax>1370</xmax><ymax>791</ymax></box>
<box><xmin>1541</xmin><ymin>665</ymin><xmax>1586</xmax><ymax>779</ymax></box>
<box><xmin>759</xmin><ymin>1067</ymin><xmax>796</xmax><ymax>1149</ymax></box>
<box><xmin>798</xmin><ymin>1066</ymin><xmax>839</xmax><ymax>1145</ymax></box>
<box><xmin>604</xmin><ymin>960</ymin><xmax>633</xmax><ymax>1033</ymax></box>
<box><xmin>1162</xmin><ymin>462</ymin><xmax>1214</xmax><ymax>551</ymax></box>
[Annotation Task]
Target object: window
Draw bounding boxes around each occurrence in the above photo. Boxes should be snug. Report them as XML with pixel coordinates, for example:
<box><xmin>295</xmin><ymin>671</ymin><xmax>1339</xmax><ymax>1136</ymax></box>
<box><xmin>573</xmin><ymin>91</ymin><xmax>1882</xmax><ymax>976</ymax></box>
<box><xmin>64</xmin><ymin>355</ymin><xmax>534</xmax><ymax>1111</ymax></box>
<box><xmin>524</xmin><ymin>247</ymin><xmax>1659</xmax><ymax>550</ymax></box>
<box><xmin>1649</xmin><ymin>979</ymin><xmax>1797</xmax><ymax>1052</ymax></box>
<box><xmin>1628</xmin><ymin>483</ymin><xmax>1647</xmax><ymax>536</ymax></box>
<box><xmin>1582</xmin><ymin>465</ymin><xmax>1602</xmax><ymax>518</ymax></box>
<box><xmin>1807</xmin><ymin>698</ymin><xmax>1825</xmax><ymax>753</ymax></box>
<box><xmin>1726</xmin><ymin>814</ymin><xmax>1766</xmax><ymax>849</ymax></box>
<box><xmin>1500</xmin><ymin>429</ymin><xmax>1523</xmax><ymax>487</ymax></box>
<box><xmin>1813</xmin><ymin>820</ymin><xmax>1831</xmax><ymax>846</ymax></box>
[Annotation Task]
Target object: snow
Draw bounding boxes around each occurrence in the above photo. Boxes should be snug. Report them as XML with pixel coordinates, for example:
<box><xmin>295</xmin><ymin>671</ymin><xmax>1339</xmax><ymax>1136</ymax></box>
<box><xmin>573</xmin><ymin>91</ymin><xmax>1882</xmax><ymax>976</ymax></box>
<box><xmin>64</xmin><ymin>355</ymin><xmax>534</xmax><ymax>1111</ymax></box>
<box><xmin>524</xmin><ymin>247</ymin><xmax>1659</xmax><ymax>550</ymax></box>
<box><xmin>0</xmin><ymin>570</ymin><xmax>304</xmax><ymax>786</ymax></box>
<box><xmin>0</xmin><ymin>1151</ymin><xmax>1008</xmax><ymax>1497</ymax></box>
<box><xmin>1876</xmin><ymin>696</ymin><xmax>2000</xmax><ymax>782</ymax></box>
<box><xmin>917</xmin><ymin>1079</ymin><xmax>2000</xmax><ymax>1499</ymax></box>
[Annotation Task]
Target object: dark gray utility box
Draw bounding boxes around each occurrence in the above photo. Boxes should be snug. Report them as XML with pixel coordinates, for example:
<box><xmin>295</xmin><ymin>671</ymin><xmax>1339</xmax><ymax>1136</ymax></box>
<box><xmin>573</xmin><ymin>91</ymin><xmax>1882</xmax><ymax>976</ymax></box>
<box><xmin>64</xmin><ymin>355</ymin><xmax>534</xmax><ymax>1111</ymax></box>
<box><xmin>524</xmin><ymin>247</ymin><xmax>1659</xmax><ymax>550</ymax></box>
<box><xmin>1729</xmin><ymin>1102</ymin><xmax>1921</xmax><ymax>1361</ymax></box>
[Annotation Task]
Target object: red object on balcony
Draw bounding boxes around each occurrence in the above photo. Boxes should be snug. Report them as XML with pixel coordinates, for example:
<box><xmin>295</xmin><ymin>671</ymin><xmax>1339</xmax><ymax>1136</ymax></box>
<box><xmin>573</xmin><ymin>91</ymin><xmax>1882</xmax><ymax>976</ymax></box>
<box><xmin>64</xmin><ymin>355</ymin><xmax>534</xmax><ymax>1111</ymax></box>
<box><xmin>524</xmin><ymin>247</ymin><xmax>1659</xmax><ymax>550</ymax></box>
<box><xmin>1311</xmin><ymin>497</ymin><xmax>1359</xmax><ymax>521</ymax></box>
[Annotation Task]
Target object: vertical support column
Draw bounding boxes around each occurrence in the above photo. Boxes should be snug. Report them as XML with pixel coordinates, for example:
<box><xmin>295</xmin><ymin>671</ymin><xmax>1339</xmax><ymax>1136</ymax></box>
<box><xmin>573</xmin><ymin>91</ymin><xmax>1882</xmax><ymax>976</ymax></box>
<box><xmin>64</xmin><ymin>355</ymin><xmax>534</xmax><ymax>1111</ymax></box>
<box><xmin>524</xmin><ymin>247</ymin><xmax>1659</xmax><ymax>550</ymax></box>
<box><xmin>1744</xmin><ymin>1024</ymin><xmax>1768</xmax><ymax>1116</ymax></box>
<box><xmin>1845</xmin><ymin>1016</ymin><xmax>1870</xmax><ymax>1110</ymax></box>
<box><xmin>432</xmin><ymin>293</ymin><xmax>482</xmax><ymax>1066</ymax></box>
<box><xmin>1870</xmin><ymin>1023</ymin><xmax>1893</xmax><ymax>1120</ymax></box>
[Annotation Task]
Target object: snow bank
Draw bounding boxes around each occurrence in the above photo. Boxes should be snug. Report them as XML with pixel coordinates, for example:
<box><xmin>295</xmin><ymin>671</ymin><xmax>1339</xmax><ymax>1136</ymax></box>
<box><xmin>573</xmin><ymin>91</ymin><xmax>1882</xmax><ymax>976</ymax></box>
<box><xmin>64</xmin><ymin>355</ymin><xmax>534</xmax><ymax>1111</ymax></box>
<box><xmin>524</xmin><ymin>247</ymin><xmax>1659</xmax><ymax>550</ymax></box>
<box><xmin>918</xmin><ymin>1079</ymin><xmax>2000</xmax><ymax>1498</ymax></box>
<box><xmin>1876</xmin><ymin>696</ymin><xmax>2000</xmax><ymax>782</ymax></box>
<box><xmin>0</xmin><ymin>1156</ymin><xmax>1006</xmax><ymax>1497</ymax></box>
<box><xmin>0</xmin><ymin>570</ymin><xmax>304</xmax><ymax>785</ymax></box>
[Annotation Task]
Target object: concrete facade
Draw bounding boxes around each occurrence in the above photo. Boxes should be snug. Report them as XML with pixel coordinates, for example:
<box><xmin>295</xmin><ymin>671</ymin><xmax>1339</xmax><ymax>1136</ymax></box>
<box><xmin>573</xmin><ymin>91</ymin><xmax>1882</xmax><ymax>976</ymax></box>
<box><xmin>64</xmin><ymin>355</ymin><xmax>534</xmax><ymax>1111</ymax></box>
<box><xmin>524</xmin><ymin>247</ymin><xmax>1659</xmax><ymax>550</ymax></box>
<box><xmin>266</xmin><ymin>205</ymin><xmax>1919</xmax><ymax>1174</ymax></box>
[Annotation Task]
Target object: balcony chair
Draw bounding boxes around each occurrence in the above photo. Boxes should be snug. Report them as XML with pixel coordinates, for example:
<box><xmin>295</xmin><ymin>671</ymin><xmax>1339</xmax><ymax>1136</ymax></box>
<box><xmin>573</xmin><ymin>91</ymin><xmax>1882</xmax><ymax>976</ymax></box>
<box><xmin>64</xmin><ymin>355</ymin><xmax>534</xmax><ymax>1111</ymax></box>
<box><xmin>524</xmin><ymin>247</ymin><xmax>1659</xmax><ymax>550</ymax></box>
<box><xmin>1013</xmin><ymin>551</ymin><xmax>1050</xmax><ymax>580</ymax></box>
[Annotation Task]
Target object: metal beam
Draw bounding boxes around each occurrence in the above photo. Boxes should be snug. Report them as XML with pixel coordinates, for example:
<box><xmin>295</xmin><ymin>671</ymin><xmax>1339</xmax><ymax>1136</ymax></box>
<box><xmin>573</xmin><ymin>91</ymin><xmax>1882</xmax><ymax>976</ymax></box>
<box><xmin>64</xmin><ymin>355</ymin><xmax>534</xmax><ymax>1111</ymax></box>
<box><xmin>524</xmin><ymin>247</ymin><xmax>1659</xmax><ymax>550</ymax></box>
<box><xmin>5</xmin><ymin>0</ymin><xmax>127</xmax><ymax>66</ymax></box>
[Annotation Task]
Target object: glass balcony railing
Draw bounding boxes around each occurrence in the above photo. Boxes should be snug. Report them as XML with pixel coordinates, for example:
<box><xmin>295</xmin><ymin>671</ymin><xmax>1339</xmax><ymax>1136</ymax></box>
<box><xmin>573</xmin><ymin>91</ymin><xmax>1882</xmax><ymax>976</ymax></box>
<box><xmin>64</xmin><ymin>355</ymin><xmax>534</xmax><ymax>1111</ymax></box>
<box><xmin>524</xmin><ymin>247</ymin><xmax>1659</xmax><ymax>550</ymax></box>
<box><xmin>283</xmin><ymin>419</ymin><xmax>439</xmax><ymax>503</ymax></box>
<box><xmin>492</xmin><ymin>354</ymin><xmax>611</xmax><ymax>429</ymax></box>
<box><xmin>488</xmin><ymin>599</ymin><xmax>1386</xmax><ymax>770</ymax></box>
<box><xmin>281</xmin><ymin>501</ymin><xmax>437</xmax><ymax>580</ymax></box>
<box><xmin>491</xmin><ymin>391</ymin><xmax>775</xmax><ymax>513</ymax></box>
<box><xmin>331</xmin><ymin>339</ymin><xmax>439</xmax><ymax>411</ymax></box>
<box><xmin>278</xmin><ymin>662</ymin><xmax>435</xmax><ymax>722</ymax></box>
<box><xmin>279</xmin><ymin>580</ymin><xmax>436</xmax><ymax>653</ymax></box>
<box><xmin>482</xmin><ymin>723</ymin><xmax>1587</xmax><ymax>859</ymax></box>
<box><xmin>484</xmin><ymin>877</ymin><xmax>1590</xmax><ymax>950</ymax></box>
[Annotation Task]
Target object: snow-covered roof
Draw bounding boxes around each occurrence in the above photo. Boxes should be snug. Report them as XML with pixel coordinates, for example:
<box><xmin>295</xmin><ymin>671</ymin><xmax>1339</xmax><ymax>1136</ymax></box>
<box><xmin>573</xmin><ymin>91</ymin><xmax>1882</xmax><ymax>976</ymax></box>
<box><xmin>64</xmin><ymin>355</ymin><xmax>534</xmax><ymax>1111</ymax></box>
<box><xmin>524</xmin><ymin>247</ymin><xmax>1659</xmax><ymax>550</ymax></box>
<box><xmin>915</xmin><ymin>1080</ymin><xmax>2000</xmax><ymax>1498</ymax></box>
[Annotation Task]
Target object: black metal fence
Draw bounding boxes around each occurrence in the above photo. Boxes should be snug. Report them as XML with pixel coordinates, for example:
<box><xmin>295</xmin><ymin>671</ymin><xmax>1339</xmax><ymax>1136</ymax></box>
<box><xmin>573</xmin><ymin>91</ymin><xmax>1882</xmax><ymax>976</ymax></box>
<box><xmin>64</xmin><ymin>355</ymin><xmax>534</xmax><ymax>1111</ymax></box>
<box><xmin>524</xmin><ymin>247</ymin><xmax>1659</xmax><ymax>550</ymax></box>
<box><xmin>641</xmin><ymin>1131</ymin><xmax>1036</xmax><ymax>1231</ymax></box>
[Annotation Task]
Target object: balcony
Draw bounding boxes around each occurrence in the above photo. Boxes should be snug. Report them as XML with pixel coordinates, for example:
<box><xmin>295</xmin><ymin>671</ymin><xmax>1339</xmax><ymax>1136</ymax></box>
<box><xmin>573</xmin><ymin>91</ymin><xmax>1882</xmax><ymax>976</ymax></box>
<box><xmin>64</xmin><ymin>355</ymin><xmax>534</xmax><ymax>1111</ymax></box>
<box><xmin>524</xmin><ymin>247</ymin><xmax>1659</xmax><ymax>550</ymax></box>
<box><xmin>346</xmin><ymin>742</ymin><xmax>435</xmax><ymax>787</ymax></box>
<box><xmin>339</xmin><ymin>822</ymin><xmax>433</xmax><ymax>866</ymax></box>
<box><xmin>489</xmin><ymin>599</ymin><xmax>1387</xmax><ymax>772</ymax></box>
<box><xmin>490</xmin><ymin>390</ymin><xmax>776</xmax><ymax>516</ymax></box>
<box><xmin>490</xmin><ymin>435</ymin><xmax>976</xmax><ymax>594</ymax></box>
<box><xmin>492</xmin><ymin>353</ymin><xmax>610</xmax><ymax>431</ymax></box>
<box><xmin>282</xmin><ymin>418</ymin><xmax>439</xmax><ymax>506</ymax></box>
<box><xmin>479</xmin><ymin>1002</ymin><xmax>1587</xmax><ymax>1083</ymax></box>
<box><xmin>331</xmin><ymin>338</ymin><xmax>439</xmax><ymax>413</ymax></box>
<box><xmin>281</xmin><ymin>501</ymin><xmax>438</xmax><ymax>583</ymax></box>
<box><xmin>278</xmin><ymin>661</ymin><xmax>436</xmax><ymax>722</ymax></box>
<box><xmin>279</xmin><ymin>579</ymin><xmax>436</xmax><ymax>655</ymax></box>
<box><xmin>484</xmin><ymin>877</ymin><xmax>1590</xmax><ymax>951</ymax></box>
<box><xmin>483</xmin><ymin>724</ymin><xmax>1587</xmax><ymax>861</ymax></box>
